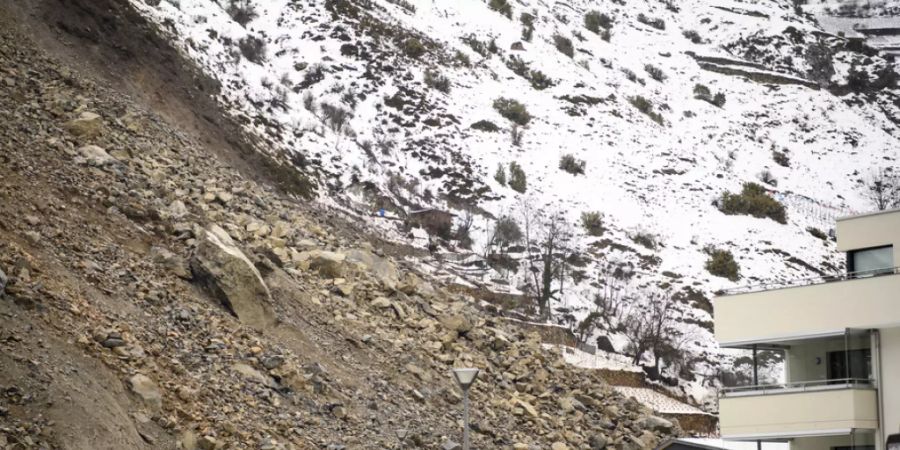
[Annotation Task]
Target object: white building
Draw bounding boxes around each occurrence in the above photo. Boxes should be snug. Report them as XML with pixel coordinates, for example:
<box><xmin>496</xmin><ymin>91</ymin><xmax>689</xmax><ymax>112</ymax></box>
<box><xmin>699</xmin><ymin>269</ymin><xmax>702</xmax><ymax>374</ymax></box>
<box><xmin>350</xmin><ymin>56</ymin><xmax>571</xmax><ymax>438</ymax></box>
<box><xmin>715</xmin><ymin>209</ymin><xmax>900</xmax><ymax>450</ymax></box>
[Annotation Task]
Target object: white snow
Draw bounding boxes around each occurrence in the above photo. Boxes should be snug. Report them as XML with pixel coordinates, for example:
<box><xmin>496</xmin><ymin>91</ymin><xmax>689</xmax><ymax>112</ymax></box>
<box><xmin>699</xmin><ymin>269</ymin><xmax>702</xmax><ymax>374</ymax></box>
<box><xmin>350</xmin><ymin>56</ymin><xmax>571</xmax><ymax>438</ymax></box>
<box><xmin>613</xmin><ymin>386</ymin><xmax>709</xmax><ymax>415</ymax></box>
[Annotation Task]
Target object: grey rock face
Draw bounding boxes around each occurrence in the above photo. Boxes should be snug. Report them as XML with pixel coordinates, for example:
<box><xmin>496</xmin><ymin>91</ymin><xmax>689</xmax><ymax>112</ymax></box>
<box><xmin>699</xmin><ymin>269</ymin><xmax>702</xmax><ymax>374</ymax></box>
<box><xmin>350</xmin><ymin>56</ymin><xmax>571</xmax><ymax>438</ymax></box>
<box><xmin>191</xmin><ymin>225</ymin><xmax>274</xmax><ymax>328</ymax></box>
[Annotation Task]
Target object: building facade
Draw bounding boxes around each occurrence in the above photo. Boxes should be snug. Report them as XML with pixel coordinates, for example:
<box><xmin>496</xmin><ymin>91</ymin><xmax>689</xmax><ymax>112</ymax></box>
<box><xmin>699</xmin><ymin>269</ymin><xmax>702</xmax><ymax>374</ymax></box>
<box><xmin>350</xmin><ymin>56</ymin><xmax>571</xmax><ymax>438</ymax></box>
<box><xmin>715</xmin><ymin>209</ymin><xmax>900</xmax><ymax>450</ymax></box>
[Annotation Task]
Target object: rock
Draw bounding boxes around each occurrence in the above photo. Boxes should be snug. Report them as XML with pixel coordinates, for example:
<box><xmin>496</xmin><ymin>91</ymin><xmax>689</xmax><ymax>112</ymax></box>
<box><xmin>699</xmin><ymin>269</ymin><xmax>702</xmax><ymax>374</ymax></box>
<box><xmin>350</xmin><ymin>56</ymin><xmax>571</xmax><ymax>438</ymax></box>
<box><xmin>101</xmin><ymin>331</ymin><xmax>126</xmax><ymax>348</ymax></box>
<box><xmin>271</xmin><ymin>221</ymin><xmax>292</xmax><ymax>239</ymax></box>
<box><xmin>64</xmin><ymin>111</ymin><xmax>103</xmax><ymax>137</ymax></box>
<box><xmin>307</xmin><ymin>250</ymin><xmax>346</xmax><ymax>278</ymax></box>
<box><xmin>331</xmin><ymin>405</ymin><xmax>347</xmax><ymax>419</ymax></box>
<box><xmin>0</xmin><ymin>268</ymin><xmax>6</xmax><ymax>296</ymax></box>
<box><xmin>24</xmin><ymin>215</ymin><xmax>40</xmax><ymax>226</ymax></box>
<box><xmin>638</xmin><ymin>415</ymin><xmax>674</xmax><ymax>433</ymax></box>
<box><xmin>345</xmin><ymin>249</ymin><xmax>399</xmax><ymax>290</ymax></box>
<box><xmin>198</xmin><ymin>435</ymin><xmax>218</xmax><ymax>450</ymax></box>
<box><xmin>370</xmin><ymin>297</ymin><xmax>392</xmax><ymax>308</ymax></box>
<box><xmin>191</xmin><ymin>225</ymin><xmax>274</xmax><ymax>328</ymax></box>
<box><xmin>176</xmin><ymin>385</ymin><xmax>197</xmax><ymax>402</ymax></box>
<box><xmin>128</xmin><ymin>374</ymin><xmax>162</xmax><ymax>412</ymax></box>
<box><xmin>639</xmin><ymin>430</ymin><xmax>659</xmax><ymax>448</ymax></box>
<box><xmin>440</xmin><ymin>314</ymin><xmax>473</xmax><ymax>334</ymax></box>
<box><xmin>166</xmin><ymin>200</ymin><xmax>189</xmax><ymax>219</ymax></box>
<box><xmin>334</xmin><ymin>283</ymin><xmax>354</xmax><ymax>297</ymax></box>
<box><xmin>233</xmin><ymin>363</ymin><xmax>276</xmax><ymax>388</ymax></box>
<box><xmin>441</xmin><ymin>441</ymin><xmax>461</xmax><ymax>450</ymax></box>
<box><xmin>588</xmin><ymin>434</ymin><xmax>608</xmax><ymax>449</ymax></box>
<box><xmin>178</xmin><ymin>430</ymin><xmax>198</xmax><ymax>450</ymax></box>
<box><xmin>150</xmin><ymin>246</ymin><xmax>192</xmax><ymax>279</ymax></box>
<box><xmin>261</xmin><ymin>355</ymin><xmax>285</xmax><ymax>370</ymax></box>
<box><xmin>550</xmin><ymin>443</ymin><xmax>568</xmax><ymax>450</ymax></box>
<box><xmin>296</xmin><ymin>239</ymin><xmax>318</xmax><ymax>250</ymax></box>
<box><xmin>515</xmin><ymin>399</ymin><xmax>539</xmax><ymax>418</ymax></box>
<box><xmin>24</xmin><ymin>231</ymin><xmax>41</xmax><ymax>244</ymax></box>
<box><xmin>513</xmin><ymin>444</ymin><xmax>529</xmax><ymax>450</ymax></box>
<box><xmin>78</xmin><ymin>145</ymin><xmax>117</xmax><ymax>166</ymax></box>
<box><xmin>399</xmin><ymin>273</ymin><xmax>436</xmax><ymax>298</ymax></box>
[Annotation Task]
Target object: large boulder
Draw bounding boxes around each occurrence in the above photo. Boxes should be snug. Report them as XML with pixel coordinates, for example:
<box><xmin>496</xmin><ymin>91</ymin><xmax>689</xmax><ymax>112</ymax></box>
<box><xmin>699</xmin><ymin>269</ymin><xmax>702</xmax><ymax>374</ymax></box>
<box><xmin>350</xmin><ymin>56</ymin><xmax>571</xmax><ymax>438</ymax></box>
<box><xmin>345</xmin><ymin>249</ymin><xmax>399</xmax><ymax>290</ymax></box>
<box><xmin>128</xmin><ymin>374</ymin><xmax>162</xmax><ymax>412</ymax></box>
<box><xmin>78</xmin><ymin>145</ymin><xmax>117</xmax><ymax>166</ymax></box>
<box><xmin>64</xmin><ymin>111</ymin><xmax>103</xmax><ymax>137</ymax></box>
<box><xmin>306</xmin><ymin>250</ymin><xmax>346</xmax><ymax>278</ymax></box>
<box><xmin>638</xmin><ymin>415</ymin><xmax>674</xmax><ymax>433</ymax></box>
<box><xmin>191</xmin><ymin>225</ymin><xmax>274</xmax><ymax>328</ymax></box>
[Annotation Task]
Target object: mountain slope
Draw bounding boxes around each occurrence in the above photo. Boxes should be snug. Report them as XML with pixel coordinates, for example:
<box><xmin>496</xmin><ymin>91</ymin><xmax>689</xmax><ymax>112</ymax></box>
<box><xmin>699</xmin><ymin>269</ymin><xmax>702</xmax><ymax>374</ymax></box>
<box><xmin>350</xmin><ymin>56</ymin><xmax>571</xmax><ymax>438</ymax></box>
<box><xmin>130</xmin><ymin>0</ymin><xmax>899</xmax><ymax>402</ymax></box>
<box><xmin>0</xmin><ymin>4</ymin><xmax>695</xmax><ymax>448</ymax></box>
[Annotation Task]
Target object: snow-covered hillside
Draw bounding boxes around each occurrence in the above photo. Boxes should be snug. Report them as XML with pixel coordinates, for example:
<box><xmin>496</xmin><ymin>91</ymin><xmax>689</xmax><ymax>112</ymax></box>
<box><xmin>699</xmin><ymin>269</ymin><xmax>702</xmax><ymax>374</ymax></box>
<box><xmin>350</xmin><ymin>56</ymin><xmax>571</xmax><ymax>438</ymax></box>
<box><xmin>132</xmin><ymin>0</ymin><xmax>900</xmax><ymax>405</ymax></box>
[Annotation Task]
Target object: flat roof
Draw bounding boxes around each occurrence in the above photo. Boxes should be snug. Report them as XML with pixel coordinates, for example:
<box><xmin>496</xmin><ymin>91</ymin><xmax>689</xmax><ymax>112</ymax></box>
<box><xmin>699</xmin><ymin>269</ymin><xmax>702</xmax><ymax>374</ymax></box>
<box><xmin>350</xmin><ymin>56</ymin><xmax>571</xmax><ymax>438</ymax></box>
<box><xmin>837</xmin><ymin>206</ymin><xmax>900</xmax><ymax>222</ymax></box>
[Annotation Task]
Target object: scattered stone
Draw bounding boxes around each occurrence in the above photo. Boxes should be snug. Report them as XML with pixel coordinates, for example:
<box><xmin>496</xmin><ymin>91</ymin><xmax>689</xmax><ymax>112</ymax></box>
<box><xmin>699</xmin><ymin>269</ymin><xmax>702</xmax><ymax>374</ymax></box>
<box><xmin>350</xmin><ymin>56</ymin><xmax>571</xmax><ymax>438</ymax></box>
<box><xmin>550</xmin><ymin>442</ymin><xmax>568</xmax><ymax>450</ymax></box>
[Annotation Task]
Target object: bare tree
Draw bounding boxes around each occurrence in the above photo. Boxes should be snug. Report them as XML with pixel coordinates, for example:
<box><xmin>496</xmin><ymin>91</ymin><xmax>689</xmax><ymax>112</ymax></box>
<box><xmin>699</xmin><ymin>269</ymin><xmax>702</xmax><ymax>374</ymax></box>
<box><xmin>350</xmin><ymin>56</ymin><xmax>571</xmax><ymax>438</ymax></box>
<box><xmin>518</xmin><ymin>199</ymin><xmax>574</xmax><ymax>320</ymax></box>
<box><xmin>622</xmin><ymin>290</ymin><xmax>680</xmax><ymax>371</ymax></box>
<box><xmin>591</xmin><ymin>260</ymin><xmax>635</xmax><ymax>328</ymax></box>
<box><xmin>866</xmin><ymin>168</ymin><xmax>900</xmax><ymax>211</ymax></box>
<box><xmin>454</xmin><ymin>209</ymin><xmax>475</xmax><ymax>249</ymax></box>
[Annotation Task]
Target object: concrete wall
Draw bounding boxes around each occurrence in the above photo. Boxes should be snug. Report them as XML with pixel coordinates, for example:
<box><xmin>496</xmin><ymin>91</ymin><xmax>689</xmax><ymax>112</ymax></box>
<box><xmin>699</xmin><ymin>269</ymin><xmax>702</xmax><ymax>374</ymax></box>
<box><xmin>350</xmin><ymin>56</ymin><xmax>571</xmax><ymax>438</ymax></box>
<box><xmin>715</xmin><ymin>275</ymin><xmax>900</xmax><ymax>344</ymax></box>
<box><xmin>881</xmin><ymin>328</ymin><xmax>900</xmax><ymax>439</ymax></box>
<box><xmin>837</xmin><ymin>210</ymin><xmax>900</xmax><ymax>265</ymax></box>
<box><xmin>719</xmin><ymin>388</ymin><xmax>878</xmax><ymax>438</ymax></box>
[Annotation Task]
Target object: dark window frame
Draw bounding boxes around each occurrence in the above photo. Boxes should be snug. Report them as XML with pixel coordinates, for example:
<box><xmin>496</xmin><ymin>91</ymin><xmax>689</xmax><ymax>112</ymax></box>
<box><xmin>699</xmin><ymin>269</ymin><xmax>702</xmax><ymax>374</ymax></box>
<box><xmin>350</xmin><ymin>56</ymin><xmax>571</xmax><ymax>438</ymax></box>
<box><xmin>847</xmin><ymin>244</ymin><xmax>894</xmax><ymax>274</ymax></box>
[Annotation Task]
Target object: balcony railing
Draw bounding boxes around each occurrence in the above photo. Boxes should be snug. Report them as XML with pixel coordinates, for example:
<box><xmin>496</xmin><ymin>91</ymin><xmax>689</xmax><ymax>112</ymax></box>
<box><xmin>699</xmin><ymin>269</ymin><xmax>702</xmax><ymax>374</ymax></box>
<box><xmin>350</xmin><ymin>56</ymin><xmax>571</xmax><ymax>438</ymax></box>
<box><xmin>721</xmin><ymin>266</ymin><xmax>900</xmax><ymax>296</ymax></box>
<box><xmin>720</xmin><ymin>378</ymin><xmax>874</xmax><ymax>397</ymax></box>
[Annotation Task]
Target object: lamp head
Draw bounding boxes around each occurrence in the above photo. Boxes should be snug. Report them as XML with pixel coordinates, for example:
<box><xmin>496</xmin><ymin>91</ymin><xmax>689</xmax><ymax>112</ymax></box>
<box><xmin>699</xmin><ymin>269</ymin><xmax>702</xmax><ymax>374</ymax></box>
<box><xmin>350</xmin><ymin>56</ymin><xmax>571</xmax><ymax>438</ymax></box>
<box><xmin>451</xmin><ymin>367</ymin><xmax>480</xmax><ymax>390</ymax></box>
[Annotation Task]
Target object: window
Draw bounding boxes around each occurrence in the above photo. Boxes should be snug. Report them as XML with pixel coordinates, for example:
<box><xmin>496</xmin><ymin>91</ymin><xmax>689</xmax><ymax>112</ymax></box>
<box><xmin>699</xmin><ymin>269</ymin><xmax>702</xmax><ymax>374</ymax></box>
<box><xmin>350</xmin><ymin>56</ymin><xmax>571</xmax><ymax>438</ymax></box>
<box><xmin>848</xmin><ymin>245</ymin><xmax>893</xmax><ymax>276</ymax></box>
<box><xmin>827</xmin><ymin>348</ymin><xmax>871</xmax><ymax>382</ymax></box>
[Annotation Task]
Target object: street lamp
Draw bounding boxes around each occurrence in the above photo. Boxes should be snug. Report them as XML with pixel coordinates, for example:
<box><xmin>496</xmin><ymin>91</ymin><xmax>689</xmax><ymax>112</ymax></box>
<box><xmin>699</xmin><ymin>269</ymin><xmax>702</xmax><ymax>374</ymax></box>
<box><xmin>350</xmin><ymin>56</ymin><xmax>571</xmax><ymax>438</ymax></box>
<box><xmin>451</xmin><ymin>368</ymin><xmax>480</xmax><ymax>450</ymax></box>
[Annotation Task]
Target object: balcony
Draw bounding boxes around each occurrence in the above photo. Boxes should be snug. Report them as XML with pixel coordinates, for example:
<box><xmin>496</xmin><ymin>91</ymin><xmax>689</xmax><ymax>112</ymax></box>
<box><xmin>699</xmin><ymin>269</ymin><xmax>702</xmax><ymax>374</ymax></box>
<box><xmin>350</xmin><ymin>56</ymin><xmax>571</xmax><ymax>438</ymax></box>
<box><xmin>715</xmin><ymin>268</ymin><xmax>900</xmax><ymax>345</ymax></box>
<box><xmin>719</xmin><ymin>381</ymin><xmax>878</xmax><ymax>439</ymax></box>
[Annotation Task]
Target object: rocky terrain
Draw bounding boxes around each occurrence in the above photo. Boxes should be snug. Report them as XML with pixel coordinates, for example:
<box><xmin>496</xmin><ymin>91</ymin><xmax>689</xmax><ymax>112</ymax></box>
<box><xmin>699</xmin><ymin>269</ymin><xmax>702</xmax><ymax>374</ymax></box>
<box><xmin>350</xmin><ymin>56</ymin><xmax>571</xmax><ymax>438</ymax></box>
<box><xmin>116</xmin><ymin>0</ymin><xmax>900</xmax><ymax>404</ymax></box>
<box><xmin>0</xmin><ymin>4</ymin><xmax>684</xmax><ymax>449</ymax></box>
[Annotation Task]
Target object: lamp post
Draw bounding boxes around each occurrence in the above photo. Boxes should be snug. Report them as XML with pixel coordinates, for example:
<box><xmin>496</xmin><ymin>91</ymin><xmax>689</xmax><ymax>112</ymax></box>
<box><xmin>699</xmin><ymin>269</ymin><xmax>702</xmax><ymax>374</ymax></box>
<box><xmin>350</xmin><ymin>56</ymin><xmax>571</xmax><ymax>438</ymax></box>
<box><xmin>451</xmin><ymin>368</ymin><xmax>480</xmax><ymax>450</ymax></box>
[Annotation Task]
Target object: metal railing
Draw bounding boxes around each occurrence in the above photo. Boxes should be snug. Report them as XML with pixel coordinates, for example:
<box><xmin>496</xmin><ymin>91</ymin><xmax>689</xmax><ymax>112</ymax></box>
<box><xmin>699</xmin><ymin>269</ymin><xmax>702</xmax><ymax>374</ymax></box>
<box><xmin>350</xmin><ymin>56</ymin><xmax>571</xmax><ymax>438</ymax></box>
<box><xmin>721</xmin><ymin>266</ymin><xmax>900</xmax><ymax>295</ymax></box>
<box><xmin>720</xmin><ymin>378</ymin><xmax>874</xmax><ymax>397</ymax></box>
